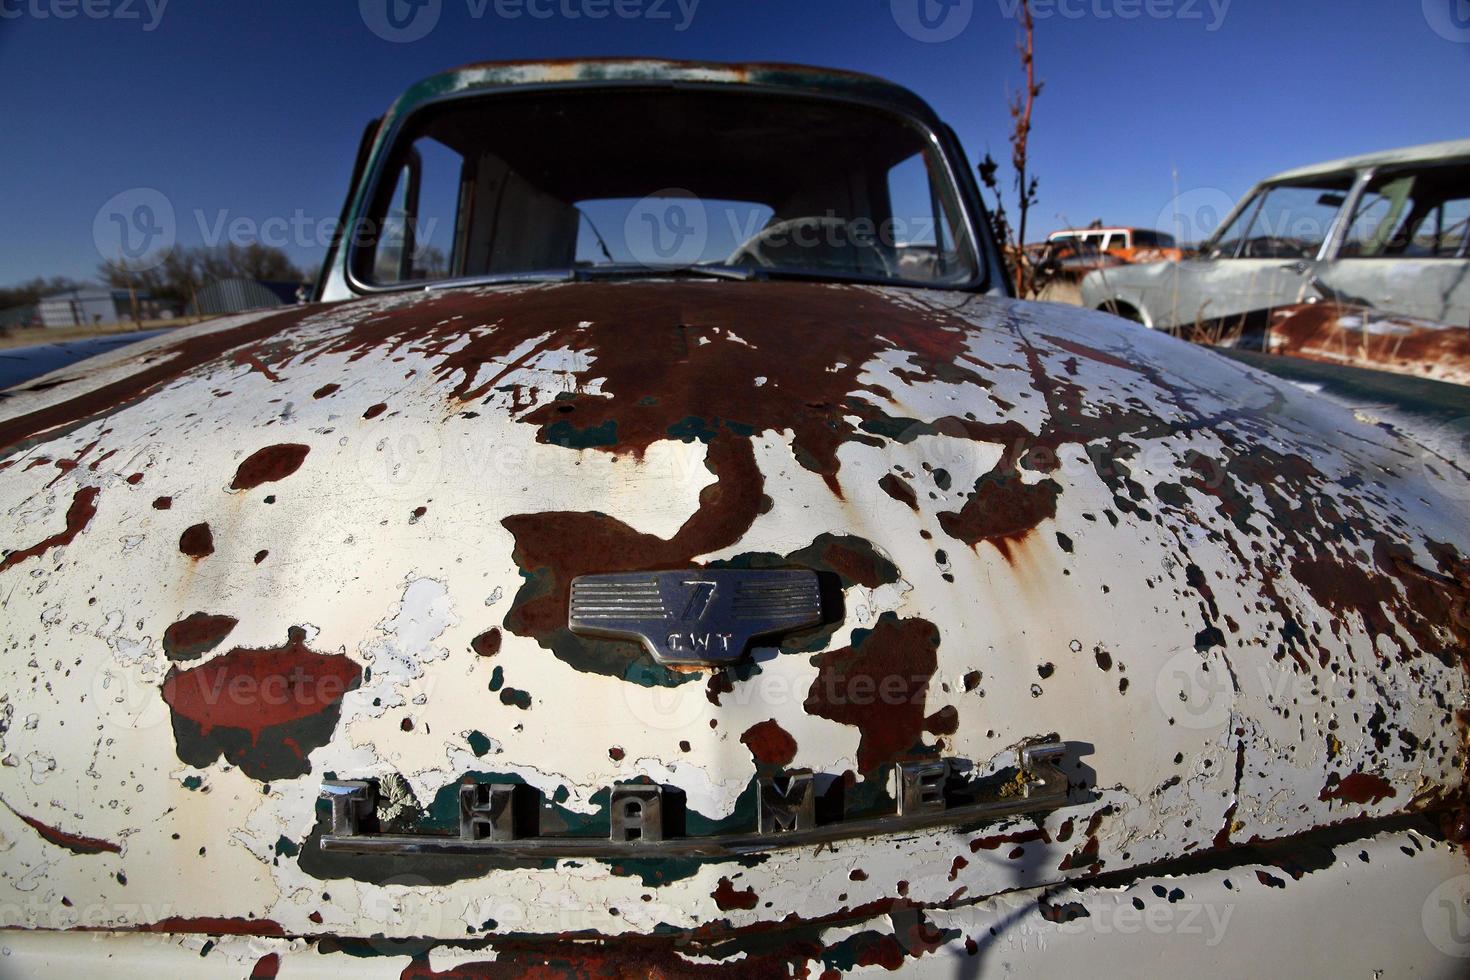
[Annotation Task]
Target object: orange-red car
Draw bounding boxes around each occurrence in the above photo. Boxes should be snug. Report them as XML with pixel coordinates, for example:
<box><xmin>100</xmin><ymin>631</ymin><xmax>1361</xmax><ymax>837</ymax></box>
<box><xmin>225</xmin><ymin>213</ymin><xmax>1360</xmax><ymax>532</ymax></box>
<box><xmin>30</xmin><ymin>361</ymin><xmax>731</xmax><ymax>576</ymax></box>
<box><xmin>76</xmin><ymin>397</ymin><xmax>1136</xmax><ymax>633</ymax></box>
<box><xmin>1047</xmin><ymin>226</ymin><xmax>1185</xmax><ymax>265</ymax></box>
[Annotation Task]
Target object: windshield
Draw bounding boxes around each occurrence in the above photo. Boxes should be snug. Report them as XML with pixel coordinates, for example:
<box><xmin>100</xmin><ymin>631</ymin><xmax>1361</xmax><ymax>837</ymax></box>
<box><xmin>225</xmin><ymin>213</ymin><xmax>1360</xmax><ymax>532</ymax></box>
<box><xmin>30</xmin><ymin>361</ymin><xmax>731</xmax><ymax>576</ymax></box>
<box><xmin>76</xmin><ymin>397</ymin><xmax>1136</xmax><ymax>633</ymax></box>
<box><xmin>351</xmin><ymin>88</ymin><xmax>981</xmax><ymax>289</ymax></box>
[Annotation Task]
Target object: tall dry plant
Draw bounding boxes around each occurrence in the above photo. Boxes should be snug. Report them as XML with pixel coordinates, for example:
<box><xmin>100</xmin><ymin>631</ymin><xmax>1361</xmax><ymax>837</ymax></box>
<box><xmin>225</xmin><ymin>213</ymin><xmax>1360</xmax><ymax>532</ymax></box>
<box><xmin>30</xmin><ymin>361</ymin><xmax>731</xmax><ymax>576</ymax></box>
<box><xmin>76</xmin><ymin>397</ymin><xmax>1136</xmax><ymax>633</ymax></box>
<box><xmin>978</xmin><ymin>0</ymin><xmax>1044</xmax><ymax>297</ymax></box>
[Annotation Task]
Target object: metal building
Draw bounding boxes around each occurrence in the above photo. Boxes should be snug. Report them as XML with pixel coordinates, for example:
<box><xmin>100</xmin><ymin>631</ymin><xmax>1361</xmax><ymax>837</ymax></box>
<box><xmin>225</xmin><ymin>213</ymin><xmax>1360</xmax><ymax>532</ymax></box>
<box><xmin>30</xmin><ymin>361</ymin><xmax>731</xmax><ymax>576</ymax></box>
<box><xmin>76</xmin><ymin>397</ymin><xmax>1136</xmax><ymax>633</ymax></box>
<box><xmin>37</xmin><ymin>287</ymin><xmax>136</xmax><ymax>328</ymax></box>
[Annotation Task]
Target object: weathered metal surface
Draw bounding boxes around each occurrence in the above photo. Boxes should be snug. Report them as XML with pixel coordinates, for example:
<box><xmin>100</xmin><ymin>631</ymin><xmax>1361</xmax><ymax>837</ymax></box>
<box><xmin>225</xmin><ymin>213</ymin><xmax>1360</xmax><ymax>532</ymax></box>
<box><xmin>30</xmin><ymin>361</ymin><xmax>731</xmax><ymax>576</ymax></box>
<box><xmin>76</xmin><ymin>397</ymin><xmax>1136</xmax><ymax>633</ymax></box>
<box><xmin>0</xmin><ymin>275</ymin><xmax>1467</xmax><ymax>969</ymax></box>
<box><xmin>1265</xmin><ymin>302</ymin><xmax>1470</xmax><ymax>387</ymax></box>
<box><xmin>1</xmin><ymin>825</ymin><xmax>1467</xmax><ymax>975</ymax></box>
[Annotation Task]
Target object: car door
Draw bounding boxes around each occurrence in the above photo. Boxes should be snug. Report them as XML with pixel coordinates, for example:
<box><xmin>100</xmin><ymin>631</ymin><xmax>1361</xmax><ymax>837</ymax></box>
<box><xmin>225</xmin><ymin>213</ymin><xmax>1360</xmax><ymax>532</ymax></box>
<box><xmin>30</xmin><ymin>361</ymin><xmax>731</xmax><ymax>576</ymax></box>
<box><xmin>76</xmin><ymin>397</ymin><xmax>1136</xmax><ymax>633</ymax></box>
<box><xmin>1316</xmin><ymin>160</ymin><xmax>1470</xmax><ymax>325</ymax></box>
<box><xmin>1160</xmin><ymin>179</ymin><xmax>1353</xmax><ymax>339</ymax></box>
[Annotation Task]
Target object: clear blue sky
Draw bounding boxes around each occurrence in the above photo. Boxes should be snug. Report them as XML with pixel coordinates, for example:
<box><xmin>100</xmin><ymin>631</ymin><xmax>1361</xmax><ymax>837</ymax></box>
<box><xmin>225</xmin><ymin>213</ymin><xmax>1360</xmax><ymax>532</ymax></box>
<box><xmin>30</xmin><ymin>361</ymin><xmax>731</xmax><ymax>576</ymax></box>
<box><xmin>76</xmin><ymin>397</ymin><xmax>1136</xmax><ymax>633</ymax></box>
<box><xmin>2</xmin><ymin>0</ymin><xmax>1467</xmax><ymax>285</ymax></box>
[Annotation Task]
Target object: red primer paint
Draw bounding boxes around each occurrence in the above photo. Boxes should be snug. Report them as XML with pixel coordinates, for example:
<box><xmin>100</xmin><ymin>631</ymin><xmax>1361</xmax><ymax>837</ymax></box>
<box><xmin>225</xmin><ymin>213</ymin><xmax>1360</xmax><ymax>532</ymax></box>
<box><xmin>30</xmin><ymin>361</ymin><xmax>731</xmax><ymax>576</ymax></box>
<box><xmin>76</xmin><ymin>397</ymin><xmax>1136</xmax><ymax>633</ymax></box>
<box><xmin>179</xmin><ymin>522</ymin><xmax>214</xmax><ymax>558</ymax></box>
<box><xmin>712</xmin><ymin>876</ymin><xmax>759</xmax><ymax>911</ymax></box>
<box><xmin>803</xmin><ymin>614</ymin><xmax>945</xmax><ymax>773</ymax></box>
<box><xmin>471</xmin><ymin>629</ymin><xmax>502</xmax><ymax>657</ymax></box>
<box><xmin>739</xmin><ymin>720</ymin><xmax>798</xmax><ymax>766</ymax></box>
<box><xmin>161</xmin><ymin>627</ymin><xmax>362</xmax><ymax>739</ymax></box>
<box><xmin>163</xmin><ymin>612</ymin><xmax>239</xmax><ymax>662</ymax></box>
<box><xmin>231</xmin><ymin>444</ymin><xmax>310</xmax><ymax>490</ymax></box>
<box><xmin>1</xmin><ymin>799</ymin><xmax>121</xmax><ymax>855</ymax></box>
<box><xmin>1319</xmin><ymin>772</ymin><xmax>1396</xmax><ymax>806</ymax></box>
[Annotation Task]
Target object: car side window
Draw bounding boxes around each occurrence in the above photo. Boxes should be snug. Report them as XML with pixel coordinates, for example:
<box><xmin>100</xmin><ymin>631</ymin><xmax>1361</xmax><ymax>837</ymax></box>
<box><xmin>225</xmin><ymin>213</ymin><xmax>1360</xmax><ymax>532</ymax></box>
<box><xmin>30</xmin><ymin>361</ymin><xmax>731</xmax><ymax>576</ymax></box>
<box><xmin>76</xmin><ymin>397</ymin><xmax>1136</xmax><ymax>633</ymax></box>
<box><xmin>1207</xmin><ymin>192</ymin><xmax>1261</xmax><ymax>258</ymax></box>
<box><xmin>1233</xmin><ymin>183</ymin><xmax>1347</xmax><ymax>259</ymax></box>
<box><xmin>1341</xmin><ymin>164</ymin><xmax>1470</xmax><ymax>258</ymax></box>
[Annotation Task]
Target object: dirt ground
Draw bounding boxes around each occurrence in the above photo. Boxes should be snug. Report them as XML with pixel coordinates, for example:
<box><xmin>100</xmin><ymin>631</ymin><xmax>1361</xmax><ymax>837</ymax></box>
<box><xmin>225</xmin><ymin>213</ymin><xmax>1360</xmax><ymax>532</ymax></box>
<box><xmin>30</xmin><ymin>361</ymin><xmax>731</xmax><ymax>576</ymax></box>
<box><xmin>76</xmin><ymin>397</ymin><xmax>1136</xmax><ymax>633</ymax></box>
<box><xmin>1034</xmin><ymin>279</ymin><xmax>1083</xmax><ymax>307</ymax></box>
<box><xmin>0</xmin><ymin>317</ymin><xmax>203</xmax><ymax>351</ymax></box>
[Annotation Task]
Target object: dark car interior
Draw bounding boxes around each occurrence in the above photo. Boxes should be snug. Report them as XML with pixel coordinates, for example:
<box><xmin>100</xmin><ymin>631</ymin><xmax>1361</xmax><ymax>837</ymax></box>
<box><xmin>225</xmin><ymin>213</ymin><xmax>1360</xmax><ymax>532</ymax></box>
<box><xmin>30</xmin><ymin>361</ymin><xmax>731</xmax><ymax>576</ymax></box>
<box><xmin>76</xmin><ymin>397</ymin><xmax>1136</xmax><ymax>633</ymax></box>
<box><xmin>353</xmin><ymin>88</ymin><xmax>976</xmax><ymax>287</ymax></box>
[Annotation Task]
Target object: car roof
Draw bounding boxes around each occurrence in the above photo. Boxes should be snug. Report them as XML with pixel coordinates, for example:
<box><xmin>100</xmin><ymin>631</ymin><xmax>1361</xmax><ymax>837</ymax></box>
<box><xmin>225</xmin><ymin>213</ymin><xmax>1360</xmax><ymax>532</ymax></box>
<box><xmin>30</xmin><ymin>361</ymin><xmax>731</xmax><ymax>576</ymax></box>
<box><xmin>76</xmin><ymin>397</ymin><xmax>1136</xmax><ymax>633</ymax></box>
<box><xmin>1265</xmin><ymin>138</ymin><xmax>1470</xmax><ymax>184</ymax></box>
<box><xmin>390</xmin><ymin>58</ymin><xmax>943</xmax><ymax>127</ymax></box>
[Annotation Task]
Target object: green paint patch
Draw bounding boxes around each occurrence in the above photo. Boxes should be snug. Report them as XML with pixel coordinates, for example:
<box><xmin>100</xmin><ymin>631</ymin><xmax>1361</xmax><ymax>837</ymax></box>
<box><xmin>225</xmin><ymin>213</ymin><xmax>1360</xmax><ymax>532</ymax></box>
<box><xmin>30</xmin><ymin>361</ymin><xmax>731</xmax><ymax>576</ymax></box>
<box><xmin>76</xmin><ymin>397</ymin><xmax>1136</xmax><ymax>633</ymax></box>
<box><xmin>665</xmin><ymin>415</ymin><xmax>721</xmax><ymax>444</ymax></box>
<box><xmin>543</xmin><ymin>419</ymin><xmax>618</xmax><ymax>449</ymax></box>
<box><xmin>466</xmin><ymin>730</ymin><xmax>494</xmax><ymax>757</ymax></box>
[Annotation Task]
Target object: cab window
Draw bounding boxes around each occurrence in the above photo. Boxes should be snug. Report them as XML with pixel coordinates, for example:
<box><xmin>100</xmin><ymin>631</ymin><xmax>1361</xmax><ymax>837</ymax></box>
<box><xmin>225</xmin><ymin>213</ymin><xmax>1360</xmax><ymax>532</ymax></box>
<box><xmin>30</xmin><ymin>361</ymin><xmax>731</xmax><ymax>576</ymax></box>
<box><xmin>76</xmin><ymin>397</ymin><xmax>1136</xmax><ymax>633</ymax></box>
<box><xmin>1341</xmin><ymin>164</ymin><xmax>1470</xmax><ymax>258</ymax></box>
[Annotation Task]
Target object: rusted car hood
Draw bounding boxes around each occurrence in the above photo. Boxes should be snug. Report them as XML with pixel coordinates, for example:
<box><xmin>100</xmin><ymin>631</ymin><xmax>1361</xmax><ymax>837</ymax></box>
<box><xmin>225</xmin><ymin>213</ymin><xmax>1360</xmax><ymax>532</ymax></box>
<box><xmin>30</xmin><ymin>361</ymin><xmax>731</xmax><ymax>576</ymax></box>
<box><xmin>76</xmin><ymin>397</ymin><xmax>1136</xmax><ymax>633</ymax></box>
<box><xmin>1</xmin><ymin>280</ymin><xmax>1467</xmax><ymax>944</ymax></box>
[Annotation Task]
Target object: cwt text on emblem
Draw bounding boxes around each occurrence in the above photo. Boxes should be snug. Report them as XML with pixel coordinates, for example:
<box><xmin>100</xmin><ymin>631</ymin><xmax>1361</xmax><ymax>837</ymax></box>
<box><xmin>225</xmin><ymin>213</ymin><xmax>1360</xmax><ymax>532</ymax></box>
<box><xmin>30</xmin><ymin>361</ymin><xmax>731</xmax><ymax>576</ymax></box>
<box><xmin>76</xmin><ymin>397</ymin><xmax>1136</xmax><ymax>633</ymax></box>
<box><xmin>568</xmin><ymin>569</ymin><xmax>823</xmax><ymax>667</ymax></box>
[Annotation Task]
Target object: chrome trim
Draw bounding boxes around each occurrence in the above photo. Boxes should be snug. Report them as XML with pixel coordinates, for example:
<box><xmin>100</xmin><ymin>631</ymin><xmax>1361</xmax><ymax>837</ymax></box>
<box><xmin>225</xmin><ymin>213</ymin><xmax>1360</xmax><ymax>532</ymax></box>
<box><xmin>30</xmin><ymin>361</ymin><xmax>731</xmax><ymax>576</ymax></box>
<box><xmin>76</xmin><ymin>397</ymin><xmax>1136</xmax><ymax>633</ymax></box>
<box><xmin>318</xmin><ymin>741</ymin><xmax>1070</xmax><ymax>859</ymax></box>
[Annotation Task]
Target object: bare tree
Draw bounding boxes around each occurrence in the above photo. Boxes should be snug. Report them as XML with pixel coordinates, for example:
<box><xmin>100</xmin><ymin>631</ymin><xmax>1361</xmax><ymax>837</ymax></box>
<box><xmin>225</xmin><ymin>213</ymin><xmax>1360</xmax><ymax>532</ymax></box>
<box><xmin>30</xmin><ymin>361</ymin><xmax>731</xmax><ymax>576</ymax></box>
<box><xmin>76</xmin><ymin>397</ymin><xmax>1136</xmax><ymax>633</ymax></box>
<box><xmin>978</xmin><ymin>0</ymin><xmax>1044</xmax><ymax>297</ymax></box>
<box><xmin>99</xmin><ymin>243</ymin><xmax>304</xmax><ymax>312</ymax></box>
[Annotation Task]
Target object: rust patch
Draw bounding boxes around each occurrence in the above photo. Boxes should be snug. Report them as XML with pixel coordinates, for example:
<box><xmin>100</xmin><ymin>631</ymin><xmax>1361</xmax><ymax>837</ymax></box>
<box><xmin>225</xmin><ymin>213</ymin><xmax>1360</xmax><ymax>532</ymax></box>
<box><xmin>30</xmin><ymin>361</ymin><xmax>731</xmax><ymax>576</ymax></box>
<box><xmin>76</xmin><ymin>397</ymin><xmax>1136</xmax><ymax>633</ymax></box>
<box><xmin>162</xmin><ymin>613</ymin><xmax>239</xmax><ymax>662</ymax></box>
<box><xmin>136</xmin><ymin>916</ymin><xmax>286</xmax><ymax>936</ymax></box>
<box><xmin>818</xmin><ymin>536</ymin><xmax>897</xmax><ymax>590</ymax></box>
<box><xmin>1266</xmin><ymin>303</ymin><xmax>1470</xmax><ymax>386</ymax></box>
<box><xmin>1</xmin><ymin>798</ymin><xmax>121</xmax><ymax>855</ymax></box>
<box><xmin>1320</xmin><ymin>771</ymin><xmax>1396</xmax><ymax>806</ymax></box>
<box><xmin>0</xmin><ymin>485</ymin><xmax>99</xmax><ymax>572</ymax></box>
<box><xmin>471</xmin><ymin>629</ymin><xmax>502</xmax><ymax>657</ymax></box>
<box><xmin>878</xmin><ymin>473</ymin><xmax>918</xmax><ymax>510</ymax></box>
<box><xmin>502</xmin><ymin>433</ymin><xmax>763</xmax><ymax>681</ymax></box>
<box><xmin>160</xmin><ymin>626</ymin><xmax>362</xmax><ymax>781</ymax></box>
<box><xmin>739</xmin><ymin>720</ymin><xmax>798</xmax><ymax>766</ymax></box>
<box><xmin>938</xmin><ymin>466</ymin><xmax>1060</xmax><ymax>558</ymax></box>
<box><xmin>970</xmin><ymin>827</ymin><xmax>1049</xmax><ymax>852</ymax></box>
<box><xmin>179</xmin><ymin>522</ymin><xmax>214</xmax><ymax>558</ymax></box>
<box><xmin>712</xmin><ymin>876</ymin><xmax>759</xmax><ymax>911</ymax></box>
<box><xmin>301</xmin><ymin>282</ymin><xmax>975</xmax><ymax>495</ymax></box>
<box><xmin>803</xmin><ymin>613</ymin><xmax>947</xmax><ymax>773</ymax></box>
<box><xmin>230</xmin><ymin>444</ymin><xmax>310</xmax><ymax>491</ymax></box>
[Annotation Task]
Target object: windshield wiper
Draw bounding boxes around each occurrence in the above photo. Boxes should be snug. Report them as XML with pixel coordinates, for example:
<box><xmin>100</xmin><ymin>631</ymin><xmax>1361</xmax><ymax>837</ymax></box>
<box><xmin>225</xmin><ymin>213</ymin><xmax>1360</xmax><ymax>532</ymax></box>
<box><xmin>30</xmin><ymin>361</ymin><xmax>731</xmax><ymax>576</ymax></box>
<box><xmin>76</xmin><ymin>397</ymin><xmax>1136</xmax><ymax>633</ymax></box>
<box><xmin>424</xmin><ymin>269</ymin><xmax>576</xmax><ymax>290</ymax></box>
<box><xmin>574</xmin><ymin>263</ymin><xmax>761</xmax><ymax>282</ymax></box>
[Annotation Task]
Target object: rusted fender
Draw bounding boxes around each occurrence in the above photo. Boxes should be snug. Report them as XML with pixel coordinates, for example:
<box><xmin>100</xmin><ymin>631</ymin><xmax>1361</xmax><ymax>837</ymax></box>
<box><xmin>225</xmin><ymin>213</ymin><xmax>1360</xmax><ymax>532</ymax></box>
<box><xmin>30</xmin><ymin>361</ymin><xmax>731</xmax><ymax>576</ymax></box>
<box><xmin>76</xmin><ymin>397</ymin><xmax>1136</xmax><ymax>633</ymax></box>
<box><xmin>1267</xmin><ymin>302</ymin><xmax>1470</xmax><ymax>387</ymax></box>
<box><xmin>0</xmin><ymin>281</ymin><xmax>1466</xmax><ymax>945</ymax></box>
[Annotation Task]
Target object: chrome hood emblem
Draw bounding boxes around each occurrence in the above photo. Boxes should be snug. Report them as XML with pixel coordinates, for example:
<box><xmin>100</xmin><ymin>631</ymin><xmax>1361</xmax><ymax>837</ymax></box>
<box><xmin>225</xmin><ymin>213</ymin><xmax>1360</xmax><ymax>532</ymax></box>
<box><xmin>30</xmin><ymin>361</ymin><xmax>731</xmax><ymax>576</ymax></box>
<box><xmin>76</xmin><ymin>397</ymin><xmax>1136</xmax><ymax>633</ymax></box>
<box><xmin>568</xmin><ymin>569</ymin><xmax>822</xmax><ymax>667</ymax></box>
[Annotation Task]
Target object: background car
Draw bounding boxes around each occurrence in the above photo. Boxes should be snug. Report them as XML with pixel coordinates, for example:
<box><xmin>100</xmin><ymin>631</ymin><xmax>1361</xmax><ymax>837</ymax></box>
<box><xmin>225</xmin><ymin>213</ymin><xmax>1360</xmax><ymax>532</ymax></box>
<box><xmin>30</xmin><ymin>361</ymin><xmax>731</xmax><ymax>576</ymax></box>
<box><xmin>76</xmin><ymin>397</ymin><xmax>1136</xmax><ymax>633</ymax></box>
<box><xmin>1082</xmin><ymin>139</ymin><xmax>1470</xmax><ymax>341</ymax></box>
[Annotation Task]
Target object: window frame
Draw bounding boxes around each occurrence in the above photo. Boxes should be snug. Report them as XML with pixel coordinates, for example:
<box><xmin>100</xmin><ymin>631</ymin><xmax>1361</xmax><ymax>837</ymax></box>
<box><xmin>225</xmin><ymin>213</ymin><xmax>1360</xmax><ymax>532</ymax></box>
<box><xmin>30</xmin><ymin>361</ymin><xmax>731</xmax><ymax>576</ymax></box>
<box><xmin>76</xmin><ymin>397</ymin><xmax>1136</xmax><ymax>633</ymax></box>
<box><xmin>343</xmin><ymin>82</ymin><xmax>992</xmax><ymax>295</ymax></box>
<box><xmin>1337</xmin><ymin>162</ymin><xmax>1470</xmax><ymax>260</ymax></box>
